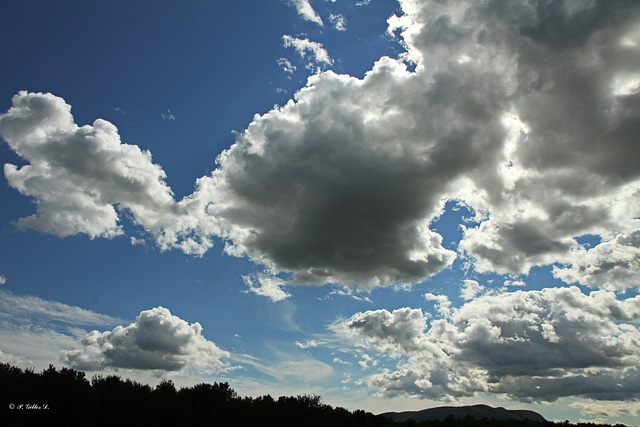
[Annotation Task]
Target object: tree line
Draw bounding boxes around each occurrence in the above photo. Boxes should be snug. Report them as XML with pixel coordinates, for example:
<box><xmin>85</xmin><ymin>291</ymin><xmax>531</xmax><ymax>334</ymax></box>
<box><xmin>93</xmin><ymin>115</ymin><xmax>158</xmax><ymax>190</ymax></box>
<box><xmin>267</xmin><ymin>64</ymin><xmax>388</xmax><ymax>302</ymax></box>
<box><xmin>0</xmin><ymin>363</ymin><xmax>627</xmax><ymax>427</ymax></box>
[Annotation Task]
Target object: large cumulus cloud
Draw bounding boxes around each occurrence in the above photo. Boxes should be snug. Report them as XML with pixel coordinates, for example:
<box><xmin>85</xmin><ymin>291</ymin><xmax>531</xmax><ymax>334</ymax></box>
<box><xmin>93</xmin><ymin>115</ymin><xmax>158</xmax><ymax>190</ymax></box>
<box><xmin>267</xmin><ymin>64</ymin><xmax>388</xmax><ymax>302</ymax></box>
<box><xmin>2</xmin><ymin>0</ymin><xmax>640</xmax><ymax>290</ymax></box>
<box><xmin>451</xmin><ymin>0</ymin><xmax>640</xmax><ymax>279</ymax></box>
<box><xmin>194</xmin><ymin>0</ymin><xmax>640</xmax><ymax>287</ymax></box>
<box><xmin>190</xmin><ymin>56</ymin><xmax>500</xmax><ymax>287</ymax></box>
<box><xmin>61</xmin><ymin>307</ymin><xmax>230</xmax><ymax>373</ymax></box>
<box><xmin>332</xmin><ymin>286</ymin><xmax>640</xmax><ymax>402</ymax></box>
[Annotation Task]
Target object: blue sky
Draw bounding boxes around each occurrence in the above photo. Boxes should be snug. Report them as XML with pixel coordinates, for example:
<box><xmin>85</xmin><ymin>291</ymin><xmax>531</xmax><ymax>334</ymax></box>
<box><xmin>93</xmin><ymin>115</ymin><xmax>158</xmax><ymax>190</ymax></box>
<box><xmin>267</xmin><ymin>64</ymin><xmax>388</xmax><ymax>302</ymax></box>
<box><xmin>1</xmin><ymin>1</ymin><xmax>640</xmax><ymax>424</ymax></box>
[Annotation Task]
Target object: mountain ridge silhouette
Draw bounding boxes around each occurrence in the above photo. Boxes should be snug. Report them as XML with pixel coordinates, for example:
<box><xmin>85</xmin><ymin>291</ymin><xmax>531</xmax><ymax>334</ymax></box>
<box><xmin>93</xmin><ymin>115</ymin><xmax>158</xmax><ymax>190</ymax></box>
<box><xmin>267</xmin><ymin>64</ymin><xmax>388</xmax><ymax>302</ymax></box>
<box><xmin>381</xmin><ymin>404</ymin><xmax>546</xmax><ymax>423</ymax></box>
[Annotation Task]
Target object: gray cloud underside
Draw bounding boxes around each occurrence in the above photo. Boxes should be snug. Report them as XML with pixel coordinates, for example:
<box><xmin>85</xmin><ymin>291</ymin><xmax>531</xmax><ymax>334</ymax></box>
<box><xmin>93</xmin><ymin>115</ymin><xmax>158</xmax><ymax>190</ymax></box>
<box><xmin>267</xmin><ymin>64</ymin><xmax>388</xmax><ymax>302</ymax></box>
<box><xmin>332</xmin><ymin>286</ymin><xmax>640</xmax><ymax>402</ymax></box>
<box><xmin>1</xmin><ymin>0</ymin><xmax>639</xmax><ymax>290</ymax></box>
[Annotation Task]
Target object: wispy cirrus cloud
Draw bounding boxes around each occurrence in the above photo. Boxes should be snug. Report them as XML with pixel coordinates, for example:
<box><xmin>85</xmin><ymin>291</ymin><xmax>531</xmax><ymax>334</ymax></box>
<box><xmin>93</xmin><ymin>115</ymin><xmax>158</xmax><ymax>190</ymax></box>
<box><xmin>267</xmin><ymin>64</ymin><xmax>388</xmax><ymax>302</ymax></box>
<box><xmin>0</xmin><ymin>290</ymin><xmax>122</xmax><ymax>328</ymax></box>
<box><xmin>0</xmin><ymin>290</ymin><xmax>122</xmax><ymax>371</ymax></box>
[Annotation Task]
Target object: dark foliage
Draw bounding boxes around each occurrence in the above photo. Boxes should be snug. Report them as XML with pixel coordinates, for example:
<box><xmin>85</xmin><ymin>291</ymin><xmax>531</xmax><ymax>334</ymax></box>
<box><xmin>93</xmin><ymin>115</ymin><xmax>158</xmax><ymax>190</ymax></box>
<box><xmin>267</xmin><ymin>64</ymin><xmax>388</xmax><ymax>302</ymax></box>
<box><xmin>0</xmin><ymin>363</ymin><xmax>627</xmax><ymax>427</ymax></box>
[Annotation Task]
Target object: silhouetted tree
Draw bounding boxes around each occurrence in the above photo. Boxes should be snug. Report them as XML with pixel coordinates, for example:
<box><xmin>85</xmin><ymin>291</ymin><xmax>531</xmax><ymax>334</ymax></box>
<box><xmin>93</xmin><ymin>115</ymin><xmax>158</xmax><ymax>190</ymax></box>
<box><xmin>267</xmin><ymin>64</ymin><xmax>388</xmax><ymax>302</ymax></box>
<box><xmin>0</xmin><ymin>363</ymin><xmax>628</xmax><ymax>427</ymax></box>
<box><xmin>91</xmin><ymin>374</ymin><xmax>152</xmax><ymax>426</ymax></box>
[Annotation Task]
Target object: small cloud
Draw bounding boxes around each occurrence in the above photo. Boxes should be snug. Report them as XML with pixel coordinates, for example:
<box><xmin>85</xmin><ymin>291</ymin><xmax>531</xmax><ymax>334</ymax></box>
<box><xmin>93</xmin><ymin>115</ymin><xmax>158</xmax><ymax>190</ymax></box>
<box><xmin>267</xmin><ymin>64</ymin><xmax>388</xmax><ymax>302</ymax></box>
<box><xmin>333</xmin><ymin>357</ymin><xmax>351</xmax><ymax>365</ymax></box>
<box><xmin>0</xmin><ymin>275</ymin><xmax>6</xmax><ymax>285</ymax></box>
<box><xmin>356</xmin><ymin>0</ymin><xmax>371</xmax><ymax>6</ymax></box>
<box><xmin>289</xmin><ymin>0</ymin><xmax>323</xmax><ymax>26</ymax></box>
<box><xmin>115</xmin><ymin>107</ymin><xmax>126</xmax><ymax>116</ymax></box>
<box><xmin>277</xmin><ymin>57</ymin><xmax>297</xmax><ymax>74</ymax></box>
<box><xmin>161</xmin><ymin>109</ymin><xmax>176</xmax><ymax>121</ymax></box>
<box><xmin>358</xmin><ymin>353</ymin><xmax>378</xmax><ymax>370</ymax></box>
<box><xmin>504</xmin><ymin>278</ymin><xmax>526</xmax><ymax>287</ymax></box>
<box><xmin>424</xmin><ymin>292</ymin><xmax>452</xmax><ymax>317</ymax></box>
<box><xmin>328</xmin><ymin>288</ymin><xmax>372</xmax><ymax>302</ymax></box>
<box><xmin>460</xmin><ymin>279</ymin><xmax>485</xmax><ymax>300</ymax></box>
<box><xmin>243</xmin><ymin>273</ymin><xmax>291</xmax><ymax>302</ymax></box>
<box><xmin>282</xmin><ymin>35</ymin><xmax>333</xmax><ymax>67</ymax></box>
<box><xmin>329</xmin><ymin>13</ymin><xmax>347</xmax><ymax>31</ymax></box>
<box><xmin>295</xmin><ymin>339</ymin><xmax>319</xmax><ymax>349</ymax></box>
<box><xmin>130</xmin><ymin>236</ymin><xmax>146</xmax><ymax>247</ymax></box>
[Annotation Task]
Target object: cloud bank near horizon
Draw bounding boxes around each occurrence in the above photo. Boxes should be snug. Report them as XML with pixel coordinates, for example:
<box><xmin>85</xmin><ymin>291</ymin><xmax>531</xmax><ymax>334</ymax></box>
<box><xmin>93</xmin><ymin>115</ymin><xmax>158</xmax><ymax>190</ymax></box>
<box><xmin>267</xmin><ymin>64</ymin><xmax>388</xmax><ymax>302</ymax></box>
<box><xmin>1</xmin><ymin>0</ymin><xmax>639</xmax><ymax>294</ymax></box>
<box><xmin>331</xmin><ymin>286</ymin><xmax>640</xmax><ymax>402</ymax></box>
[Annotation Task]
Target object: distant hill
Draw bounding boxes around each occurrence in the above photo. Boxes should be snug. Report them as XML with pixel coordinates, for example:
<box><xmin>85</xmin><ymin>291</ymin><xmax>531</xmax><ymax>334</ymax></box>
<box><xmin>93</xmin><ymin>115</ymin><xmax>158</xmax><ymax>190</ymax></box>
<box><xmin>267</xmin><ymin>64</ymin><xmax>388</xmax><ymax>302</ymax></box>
<box><xmin>381</xmin><ymin>404</ymin><xmax>547</xmax><ymax>423</ymax></box>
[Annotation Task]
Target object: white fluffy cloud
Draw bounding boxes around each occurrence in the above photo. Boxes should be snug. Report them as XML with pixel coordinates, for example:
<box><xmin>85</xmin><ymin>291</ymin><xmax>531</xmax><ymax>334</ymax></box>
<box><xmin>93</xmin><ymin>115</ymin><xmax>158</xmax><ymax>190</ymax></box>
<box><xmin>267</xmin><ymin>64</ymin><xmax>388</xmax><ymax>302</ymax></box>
<box><xmin>61</xmin><ymin>306</ymin><xmax>230</xmax><ymax>373</ymax></box>
<box><xmin>289</xmin><ymin>0</ymin><xmax>323</xmax><ymax>26</ymax></box>
<box><xmin>2</xmin><ymin>1</ymin><xmax>640</xmax><ymax>292</ymax></box>
<box><xmin>553</xmin><ymin>231</ymin><xmax>640</xmax><ymax>290</ymax></box>
<box><xmin>332</xmin><ymin>286</ymin><xmax>640</xmax><ymax>402</ymax></box>
<box><xmin>0</xmin><ymin>91</ymin><xmax>217</xmax><ymax>256</ymax></box>
<box><xmin>460</xmin><ymin>279</ymin><xmax>484</xmax><ymax>301</ymax></box>
<box><xmin>0</xmin><ymin>92</ymin><xmax>173</xmax><ymax>239</ymax></box>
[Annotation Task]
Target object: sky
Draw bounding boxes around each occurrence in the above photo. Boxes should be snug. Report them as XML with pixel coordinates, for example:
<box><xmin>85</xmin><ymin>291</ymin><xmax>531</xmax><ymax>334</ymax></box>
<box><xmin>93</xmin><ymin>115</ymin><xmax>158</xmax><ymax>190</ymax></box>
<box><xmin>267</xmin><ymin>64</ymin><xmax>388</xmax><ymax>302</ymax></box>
<box><xmin>0</xmin><ymin>0</ymin><xmax>639</xmax><ymax>424</ymax></box>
